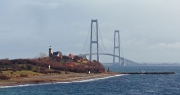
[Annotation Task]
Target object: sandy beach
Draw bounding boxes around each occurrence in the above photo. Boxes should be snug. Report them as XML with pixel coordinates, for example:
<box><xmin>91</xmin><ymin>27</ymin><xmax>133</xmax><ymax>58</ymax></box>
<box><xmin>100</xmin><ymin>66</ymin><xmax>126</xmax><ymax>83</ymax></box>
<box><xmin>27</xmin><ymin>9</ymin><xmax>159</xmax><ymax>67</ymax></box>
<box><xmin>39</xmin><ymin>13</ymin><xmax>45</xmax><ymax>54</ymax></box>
<box><xmin>0</xmin><ymin>72</ymin><xmax>120</xmax><ymax>87</ymax></box>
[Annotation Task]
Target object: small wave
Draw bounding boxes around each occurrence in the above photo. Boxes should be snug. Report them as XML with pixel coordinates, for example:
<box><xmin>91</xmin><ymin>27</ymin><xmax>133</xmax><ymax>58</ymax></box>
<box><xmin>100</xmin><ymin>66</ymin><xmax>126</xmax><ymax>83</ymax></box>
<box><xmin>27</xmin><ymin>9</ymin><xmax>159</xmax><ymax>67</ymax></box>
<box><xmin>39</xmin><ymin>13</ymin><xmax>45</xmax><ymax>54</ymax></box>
<box><xmin>0</xmin><ymin>82</ymin><xmax>70</xmax><ymax>89</ymax></box>
<box><xmin>73</xmin><ymin>74</ymin><xmax>127</xmax><ymax>83</ymax></box>
<box><xmin>0</xmin><ymin>74</ymin><xmax>127</xmax><ymax>88</ymax></box>
<box><xmin>0</xmin><ymin>84</ymin><xmax>36</xmax><ymax>89</ymax></box>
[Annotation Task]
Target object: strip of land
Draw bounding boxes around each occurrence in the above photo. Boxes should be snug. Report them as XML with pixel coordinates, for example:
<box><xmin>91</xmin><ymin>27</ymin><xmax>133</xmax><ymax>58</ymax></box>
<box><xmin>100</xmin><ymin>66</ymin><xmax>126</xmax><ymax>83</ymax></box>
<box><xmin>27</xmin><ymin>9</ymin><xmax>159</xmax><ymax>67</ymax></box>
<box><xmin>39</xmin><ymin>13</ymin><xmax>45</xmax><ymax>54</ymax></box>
<box><xmin>0</xmin><ymin>72</ymin><xmax>119</xmax><ymax>87</ymax></box>
<box><xmin>119</xmin><ymin>72</ymin><xmax>175</xmax><ymax>74</ymax></box>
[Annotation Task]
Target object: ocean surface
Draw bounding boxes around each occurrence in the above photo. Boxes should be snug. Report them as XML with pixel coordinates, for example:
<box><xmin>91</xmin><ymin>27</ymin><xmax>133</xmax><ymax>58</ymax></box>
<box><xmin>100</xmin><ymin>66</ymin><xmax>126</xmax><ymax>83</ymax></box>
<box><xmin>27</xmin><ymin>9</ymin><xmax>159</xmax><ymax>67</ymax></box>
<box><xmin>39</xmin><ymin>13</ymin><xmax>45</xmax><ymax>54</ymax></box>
<box><xmin>0</xmin><ymin>65</ymin><xmax>180</xmax><ymax>95</ymax></box>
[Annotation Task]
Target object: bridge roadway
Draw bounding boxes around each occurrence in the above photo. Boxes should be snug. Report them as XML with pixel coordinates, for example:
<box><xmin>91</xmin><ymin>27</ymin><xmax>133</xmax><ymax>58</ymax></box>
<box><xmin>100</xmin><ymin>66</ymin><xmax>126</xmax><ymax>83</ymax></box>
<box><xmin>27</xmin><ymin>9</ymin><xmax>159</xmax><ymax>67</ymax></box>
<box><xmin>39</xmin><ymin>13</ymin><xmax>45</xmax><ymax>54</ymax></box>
<box><xmin>80</xmin><ymin>53</ymin><xmax>122</xmax><ymax>64</ymax></box>
<box><xmin>79</xmin><ymin>53</ymin><xmax>139</xmax><ymax>65</ymax></box>
<box><xmin>80</xmin><ymin>53</ymin><xmax>120</xmax><ymax>58</ymax></box>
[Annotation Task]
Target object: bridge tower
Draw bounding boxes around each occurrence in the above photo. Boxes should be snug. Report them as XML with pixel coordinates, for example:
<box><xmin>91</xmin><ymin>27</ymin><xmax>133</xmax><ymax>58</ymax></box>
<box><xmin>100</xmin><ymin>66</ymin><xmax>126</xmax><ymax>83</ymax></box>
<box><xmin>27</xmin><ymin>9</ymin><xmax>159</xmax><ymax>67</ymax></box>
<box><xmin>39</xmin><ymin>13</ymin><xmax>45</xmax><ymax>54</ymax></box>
<box><xmin>113</xmin><ymin>30</ymin><xmax>121</xmax><ymax>64</ymax></box>
<box><xmin>90</xmin><ymin>19</ymin><xmax>99</xmax><ymax>62</ymax></box>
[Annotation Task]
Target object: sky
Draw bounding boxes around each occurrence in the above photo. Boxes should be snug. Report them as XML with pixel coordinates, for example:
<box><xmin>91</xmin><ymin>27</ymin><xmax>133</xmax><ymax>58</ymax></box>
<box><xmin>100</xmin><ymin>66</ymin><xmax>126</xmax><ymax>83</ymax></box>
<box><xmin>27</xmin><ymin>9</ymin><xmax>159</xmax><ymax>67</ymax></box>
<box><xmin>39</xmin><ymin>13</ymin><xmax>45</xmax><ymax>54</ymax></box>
<box><xmin>0</xmin><ymin>0</ymin><xmax>180</xmax><ymax>63</ymax></box>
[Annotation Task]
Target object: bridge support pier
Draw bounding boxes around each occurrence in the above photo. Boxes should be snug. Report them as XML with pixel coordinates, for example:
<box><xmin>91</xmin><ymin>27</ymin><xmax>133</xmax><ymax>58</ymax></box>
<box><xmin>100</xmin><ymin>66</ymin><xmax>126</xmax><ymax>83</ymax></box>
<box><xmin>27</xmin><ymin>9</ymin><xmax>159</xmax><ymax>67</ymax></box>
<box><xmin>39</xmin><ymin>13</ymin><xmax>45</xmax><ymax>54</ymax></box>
<box><xmin>113</xmin><ymin>30</ymin><xmax>121</xmax><ymax>65</ymax></box>
<box><xmin>121</xmin><ymin>57</ymin><xmax>125</xmax><ymax>65</ymax></box>
<box><xmin>90</xmin><ymin>19</ymin><xmax>99</xmax><ymax>62</ymax></box>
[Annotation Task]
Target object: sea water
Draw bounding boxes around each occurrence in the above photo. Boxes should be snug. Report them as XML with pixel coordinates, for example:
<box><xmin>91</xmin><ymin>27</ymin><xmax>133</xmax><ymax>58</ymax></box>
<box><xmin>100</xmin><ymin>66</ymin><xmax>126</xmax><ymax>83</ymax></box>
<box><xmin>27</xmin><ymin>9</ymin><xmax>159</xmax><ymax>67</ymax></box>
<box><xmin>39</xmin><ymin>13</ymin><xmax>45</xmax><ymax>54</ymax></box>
<box><xmin>0</xmin><ymin>65</ymin><xmax>180</xmax><ymax>95</ymax></box>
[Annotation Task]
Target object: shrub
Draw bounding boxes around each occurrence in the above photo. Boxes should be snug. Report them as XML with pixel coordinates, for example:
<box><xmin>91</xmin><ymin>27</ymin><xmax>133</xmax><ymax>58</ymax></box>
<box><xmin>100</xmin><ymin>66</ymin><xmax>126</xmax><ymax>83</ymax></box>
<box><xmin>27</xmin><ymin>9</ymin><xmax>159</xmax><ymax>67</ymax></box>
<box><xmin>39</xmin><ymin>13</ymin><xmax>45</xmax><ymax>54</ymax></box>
<box><xmin>20</xmin><ymin>74</ymin><xmax>28</xmax><ymax>77</ymax></box>
<box><xmin>0</xmin><ymin>74</ymin><xmax>10</xmax><ymax>80</ymax></box>
<box><xmin>20</xmin><ymin>65</ymin><xmax>26</xmax><ymax>70</ymax></box>
<box><xmin>65</xmin><ymin>71</ymin><xmax>69</xmax><ymax>74</ymax></box>
<box><xmin>26</xmin><ymin>64</ymin><xmax>33</xmax><ymax>70</ymax></box>
<box><xmin>12</xmin><ymin>69</ymin><xmax>16</xmax><ymax>72</ymax></box>
<box><xmin>56</xmin><ymin>70</ymin><xmax>61</xmax><ymax>74</ymax></box>
<box><xmin>33</xmin><ymin>70</ymin><xmax>38</xmax><ymax>72</ymax></box>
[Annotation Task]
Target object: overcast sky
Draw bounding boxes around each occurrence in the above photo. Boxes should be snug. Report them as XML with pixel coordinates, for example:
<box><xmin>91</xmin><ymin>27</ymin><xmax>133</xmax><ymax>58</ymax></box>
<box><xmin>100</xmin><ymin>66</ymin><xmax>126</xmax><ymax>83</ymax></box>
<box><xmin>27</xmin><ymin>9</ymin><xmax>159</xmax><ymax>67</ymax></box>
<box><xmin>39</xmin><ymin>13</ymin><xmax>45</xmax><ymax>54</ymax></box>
<box><xmin>0</xmin><ymin>0</ymin><xmax>180</xmax><ymax>63</ymax></box>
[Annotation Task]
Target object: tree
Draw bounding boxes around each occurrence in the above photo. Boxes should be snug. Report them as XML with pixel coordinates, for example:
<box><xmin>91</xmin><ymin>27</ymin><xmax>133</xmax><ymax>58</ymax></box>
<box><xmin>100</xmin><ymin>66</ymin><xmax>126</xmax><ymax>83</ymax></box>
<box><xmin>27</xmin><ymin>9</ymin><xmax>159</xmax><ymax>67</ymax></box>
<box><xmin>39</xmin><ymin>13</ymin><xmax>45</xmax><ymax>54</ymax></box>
<box><xmin>38</xmin><ymin>52</ymin><xmax>47</xmax><ymax>58</ymax></box>
<box><xmin>26</xmin><ymin>64</ymin><xmax>33</xmax><ymax>70</ymax></box>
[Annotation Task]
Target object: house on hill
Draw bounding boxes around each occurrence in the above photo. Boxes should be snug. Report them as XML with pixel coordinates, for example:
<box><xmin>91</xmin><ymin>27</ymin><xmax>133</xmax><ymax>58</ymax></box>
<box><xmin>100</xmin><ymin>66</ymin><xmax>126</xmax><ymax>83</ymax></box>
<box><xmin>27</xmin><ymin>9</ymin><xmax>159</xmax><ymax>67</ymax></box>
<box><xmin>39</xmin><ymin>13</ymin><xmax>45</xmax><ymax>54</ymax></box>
<box><xmin>49</xmin><ymin>46</ymin><xmax>76</xmax><ymax>60</ymax></box>
<box><xmin>53</xmin><ymin>51</ymin><xmax>62</xmax><ymax>57</ymax></box>
<box><xmin>49</xmin><ymin>46</ymin><xmax>62</xmax><ymax>58</ymax></box>
<box><xmin>69</xmin><ymin>53</ymin><xmax>74</xmax><ymax>59</ymax></box>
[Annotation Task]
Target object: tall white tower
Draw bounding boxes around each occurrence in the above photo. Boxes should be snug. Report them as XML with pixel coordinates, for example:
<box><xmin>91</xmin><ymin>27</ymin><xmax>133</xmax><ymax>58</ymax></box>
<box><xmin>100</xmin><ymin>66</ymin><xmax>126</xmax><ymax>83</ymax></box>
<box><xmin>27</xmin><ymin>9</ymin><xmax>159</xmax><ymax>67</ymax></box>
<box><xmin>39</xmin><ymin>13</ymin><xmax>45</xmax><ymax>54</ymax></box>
<box><xmin>113</xmin><ymin>30</ymin><xmax>121</xmax><ymax>65</ymax></box>
<box><xmin>89</xmin><ymin>19</ymin><xmax>99</xmax><ymax>62</ymax></box>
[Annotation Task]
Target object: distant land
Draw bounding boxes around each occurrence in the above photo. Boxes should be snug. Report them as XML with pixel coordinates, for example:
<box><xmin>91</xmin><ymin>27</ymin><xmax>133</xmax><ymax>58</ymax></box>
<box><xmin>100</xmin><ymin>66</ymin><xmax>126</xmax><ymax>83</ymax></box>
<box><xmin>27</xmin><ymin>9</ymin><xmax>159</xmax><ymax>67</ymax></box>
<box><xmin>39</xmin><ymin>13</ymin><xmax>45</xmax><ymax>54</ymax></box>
<box><xmin>103</xmin><ymin>62</ymin><xmax>180</xmax><ymax>66</ymax></box>
<box><xmin>139</xmin><ymin>62</ymin><xmax>180</xmax><ymax>66</ymax></box>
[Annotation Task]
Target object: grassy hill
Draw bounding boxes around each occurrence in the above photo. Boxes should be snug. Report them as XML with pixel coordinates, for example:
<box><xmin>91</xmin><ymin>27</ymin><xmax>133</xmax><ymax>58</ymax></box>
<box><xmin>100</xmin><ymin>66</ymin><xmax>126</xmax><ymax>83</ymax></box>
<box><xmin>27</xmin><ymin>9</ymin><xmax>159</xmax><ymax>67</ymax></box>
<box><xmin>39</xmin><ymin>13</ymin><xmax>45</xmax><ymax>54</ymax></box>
<box><xmin>0</xmin><ymin>56</ymin><xmax>105</xmax><ymax>80</ymax></box>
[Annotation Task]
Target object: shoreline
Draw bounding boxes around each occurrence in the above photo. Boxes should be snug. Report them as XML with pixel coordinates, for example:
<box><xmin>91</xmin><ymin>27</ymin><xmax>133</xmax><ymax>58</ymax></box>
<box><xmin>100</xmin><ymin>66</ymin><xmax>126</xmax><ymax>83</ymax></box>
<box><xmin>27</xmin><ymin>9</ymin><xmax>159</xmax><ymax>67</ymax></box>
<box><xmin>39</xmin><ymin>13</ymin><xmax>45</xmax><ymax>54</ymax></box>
<box><xmin>0</xmin><ymin>72</ymin><xmax>123</xmax><ymax>88</ymax></box>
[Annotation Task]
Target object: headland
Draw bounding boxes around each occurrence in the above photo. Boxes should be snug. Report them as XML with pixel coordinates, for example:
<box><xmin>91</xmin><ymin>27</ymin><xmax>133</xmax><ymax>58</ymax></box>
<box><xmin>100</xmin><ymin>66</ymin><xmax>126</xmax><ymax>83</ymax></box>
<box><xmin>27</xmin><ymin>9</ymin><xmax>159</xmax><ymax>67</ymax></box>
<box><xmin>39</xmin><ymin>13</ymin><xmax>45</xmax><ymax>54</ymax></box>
<box><xmin>0</xmin><ymin>48</ymin><xmax>119</xmax><ymax>87</ymax></box>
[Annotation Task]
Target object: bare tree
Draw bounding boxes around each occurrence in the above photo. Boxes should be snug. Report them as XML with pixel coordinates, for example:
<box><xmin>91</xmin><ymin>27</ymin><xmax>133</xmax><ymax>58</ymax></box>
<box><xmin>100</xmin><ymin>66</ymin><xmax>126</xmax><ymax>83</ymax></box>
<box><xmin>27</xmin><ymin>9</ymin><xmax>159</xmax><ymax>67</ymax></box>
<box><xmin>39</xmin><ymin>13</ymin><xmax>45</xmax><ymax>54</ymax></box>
<box><xmin>38</xmin><ymin>52</ymin><xmax>47</xmax><ymax>58</ymax></box>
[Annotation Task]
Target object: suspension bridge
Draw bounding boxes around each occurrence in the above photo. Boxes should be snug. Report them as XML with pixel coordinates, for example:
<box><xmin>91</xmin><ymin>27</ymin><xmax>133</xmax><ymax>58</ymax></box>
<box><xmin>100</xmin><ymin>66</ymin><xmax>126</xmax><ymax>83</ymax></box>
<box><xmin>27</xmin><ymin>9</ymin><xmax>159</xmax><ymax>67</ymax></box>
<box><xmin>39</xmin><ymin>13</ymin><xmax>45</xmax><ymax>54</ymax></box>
<box><xmin>79</xmin><ymin>19</ymin><xmax>138</xmax><ymax>65</ymax></box>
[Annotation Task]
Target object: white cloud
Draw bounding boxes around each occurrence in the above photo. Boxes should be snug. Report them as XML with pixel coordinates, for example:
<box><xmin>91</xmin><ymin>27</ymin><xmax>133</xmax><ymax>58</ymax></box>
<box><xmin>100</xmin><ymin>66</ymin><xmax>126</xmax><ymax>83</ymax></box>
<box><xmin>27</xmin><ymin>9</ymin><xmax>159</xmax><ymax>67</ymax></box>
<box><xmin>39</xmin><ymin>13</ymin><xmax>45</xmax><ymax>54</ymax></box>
<box><xmin>152</xmin><ymin>42</ymin><xmax>180</xmax><ymax>49</ymax></box>
<box><xmin>27</xmin><ymin>2</ymin><xmax>61</xmax><ymax>9</ymax></box>
<box><xmin>1</xmin><ymin>0</ymin><xmax>180</xmax><ymax>62</ymax></box>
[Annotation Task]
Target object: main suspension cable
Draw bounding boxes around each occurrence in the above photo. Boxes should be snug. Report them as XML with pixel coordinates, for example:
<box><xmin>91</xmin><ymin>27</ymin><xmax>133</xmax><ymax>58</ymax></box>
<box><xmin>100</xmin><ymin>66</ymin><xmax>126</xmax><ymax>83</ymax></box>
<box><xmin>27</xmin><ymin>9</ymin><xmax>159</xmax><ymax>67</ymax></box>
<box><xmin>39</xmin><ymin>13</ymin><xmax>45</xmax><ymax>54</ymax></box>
<box><xmin>99</xmin><ymin>29</ymin><xmax>109</xmax><ymax>53</ymax></box>
<box><xmin>80</xmin><ymin>24</ymin><xmax>90</xmax><ymax>54</ymax></box>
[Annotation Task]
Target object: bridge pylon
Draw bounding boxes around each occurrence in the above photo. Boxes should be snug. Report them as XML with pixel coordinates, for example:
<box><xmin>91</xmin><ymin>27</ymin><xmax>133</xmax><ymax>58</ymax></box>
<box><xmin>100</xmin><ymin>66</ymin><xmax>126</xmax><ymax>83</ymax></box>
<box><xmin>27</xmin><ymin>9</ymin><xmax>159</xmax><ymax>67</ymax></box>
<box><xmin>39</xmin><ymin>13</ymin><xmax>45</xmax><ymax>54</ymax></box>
<box><xmin>113</xmin><ymin>30</ymin><xmax>121</xmax><ymax>65</ymax></box>
<box><xmin>90</xmin><ymin>19</ymin><xmax>99</xmax><ymax>62</ymax></box>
